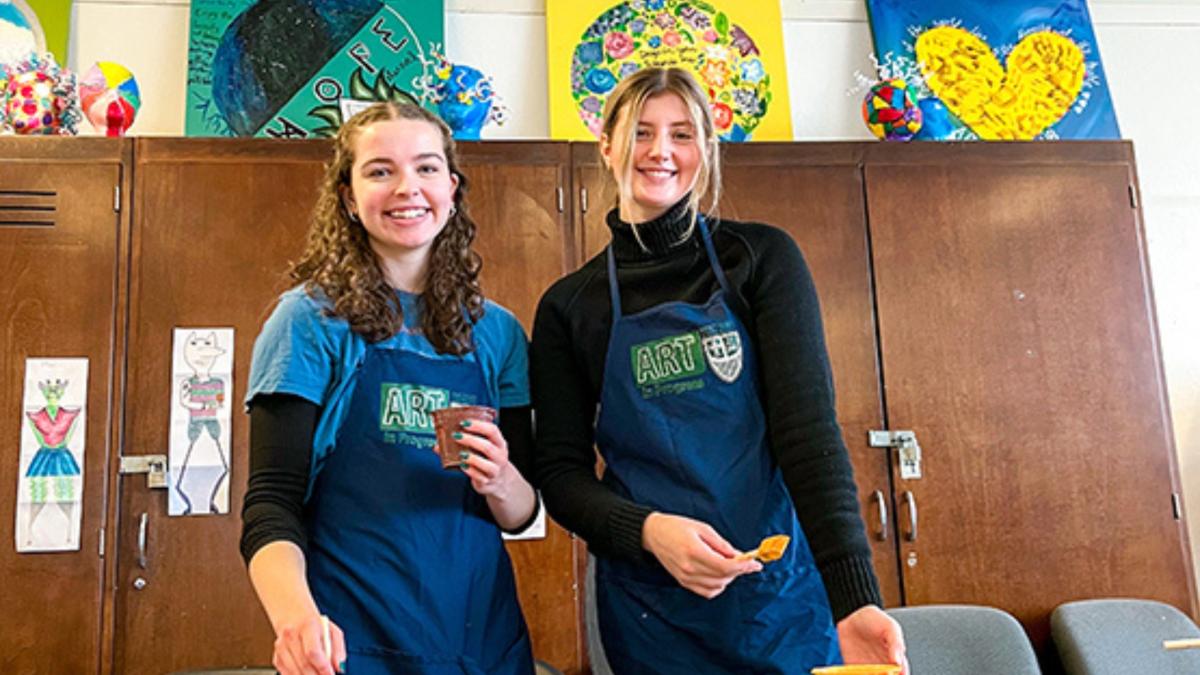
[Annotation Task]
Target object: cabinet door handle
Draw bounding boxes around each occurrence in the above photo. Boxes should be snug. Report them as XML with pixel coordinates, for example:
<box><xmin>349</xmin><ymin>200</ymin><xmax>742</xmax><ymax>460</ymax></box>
<box><xmin>872</xmin><ymin>490</ymin><xmax>888</xmax><ymax>541</ymax></box>
<box><xmin>137</xmin><ymin>512</ymin><xmax>149</xmax><ymax>569</ymax></box>
<box><xmin>902</xmin><ymin>491</ymin><xmax>918</xmax><ymax>542</ymax></box>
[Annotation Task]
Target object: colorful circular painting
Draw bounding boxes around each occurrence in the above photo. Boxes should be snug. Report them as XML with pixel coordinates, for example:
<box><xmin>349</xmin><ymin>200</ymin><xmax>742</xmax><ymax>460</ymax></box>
<box><xmin>569</xmin><ymin>0</ymin><xmax>772</xmax><ymax>141</ymax></box>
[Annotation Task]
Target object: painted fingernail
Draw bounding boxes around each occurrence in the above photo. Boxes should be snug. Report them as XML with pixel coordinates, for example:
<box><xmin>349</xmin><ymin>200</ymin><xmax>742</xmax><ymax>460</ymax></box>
<box><xmin>339</xmin><ymin>661</ymin><xmax>346</xmax><ymax>673</ymax></box>
<box><xmin>459</xmin><ymin>461</ymin><xmax>468</xmax><ymax>469</ymax></box>
<box><xmin>459</xmin><ymin>451</ymin><xmax>470</xmax><ymax>460</ymax></box>
<box><xmin>452</xmin><ymin>431</ymin><xmax>463</xmax><ymax>440</ymax></box>
<box><xmin>460</xmin><ymin>420</ymin><xmax>472</xmax><ymax>428</ymax></box>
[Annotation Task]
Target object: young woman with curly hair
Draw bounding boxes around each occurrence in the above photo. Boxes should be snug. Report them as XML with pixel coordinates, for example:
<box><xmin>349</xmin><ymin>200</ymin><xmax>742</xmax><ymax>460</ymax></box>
<box><xmin>240</xmin><ymin>102</ymin><xmax>537</xmax><ymax>675</ymax></box>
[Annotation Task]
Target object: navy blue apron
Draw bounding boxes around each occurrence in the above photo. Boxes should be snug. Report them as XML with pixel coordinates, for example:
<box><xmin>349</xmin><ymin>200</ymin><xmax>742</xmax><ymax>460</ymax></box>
<box><xmin>304</xmin><ymin>342</ymin><xmax>534</xmax><ymax>675</ymax></box>
<box><xmin>593</xmin><ymin>218</ymin><xmax>841</xmax><ymax>674</ymax></box>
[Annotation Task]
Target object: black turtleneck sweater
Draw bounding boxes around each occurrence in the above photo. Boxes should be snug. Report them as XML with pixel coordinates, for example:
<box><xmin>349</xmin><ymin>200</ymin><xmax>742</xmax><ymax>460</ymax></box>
<box><xmin>530</xmin><ymin>199</ymin><xmax>881</xmax><ymax>621</ymax></box>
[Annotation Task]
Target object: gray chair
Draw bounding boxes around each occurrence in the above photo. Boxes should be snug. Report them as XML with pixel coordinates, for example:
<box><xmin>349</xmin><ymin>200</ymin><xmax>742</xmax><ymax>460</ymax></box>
<box><xmin>1051</xmin><ymin>598</ymin><xmax>1200</xmax><ymax>675</ymax></box>
<box><xmin>887</xmin><ymin>605</ymin><xmax>1041</xmax><ymax>675</ymax></box>
<box><xmin>585</xmin><ymin>554</ymin><xmax>614</xmax><ymax>675</ymax></box>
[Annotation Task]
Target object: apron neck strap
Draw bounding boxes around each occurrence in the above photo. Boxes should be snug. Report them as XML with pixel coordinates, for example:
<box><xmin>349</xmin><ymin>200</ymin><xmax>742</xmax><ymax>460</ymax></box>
<box><xmin>606</xmin><ymin>244</ymin><xmax>623</xmax><ymax>321</ymax></box>
<box><xmin>605</xmin><ymin>214</ymin><xmax>731</xmax><ymax>321</ymax></box>
<box><xmin>696</xmin><ymin>216</ymin><xmax>732</xmax><ymax>297</ymax></box>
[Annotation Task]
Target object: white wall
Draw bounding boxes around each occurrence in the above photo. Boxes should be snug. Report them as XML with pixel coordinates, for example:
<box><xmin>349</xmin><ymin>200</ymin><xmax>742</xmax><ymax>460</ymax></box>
<box><xmin>69</xmin><ymin>0</ymin><xmax>1200</xmax><ymax>585</ymax></box>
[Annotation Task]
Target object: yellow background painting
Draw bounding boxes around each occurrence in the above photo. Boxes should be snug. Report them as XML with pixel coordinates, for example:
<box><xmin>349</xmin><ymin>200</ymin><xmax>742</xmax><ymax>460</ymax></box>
<box><xmin>547</xmin><ymin>0</ymin><xmax>792</xmax><ymax>141</ymax></box>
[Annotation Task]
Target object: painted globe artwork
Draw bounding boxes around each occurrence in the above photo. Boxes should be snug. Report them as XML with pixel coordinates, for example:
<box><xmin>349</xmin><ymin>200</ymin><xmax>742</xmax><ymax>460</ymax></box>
<box><xmin>862</xmin><ymin>78</ymin><xmax>922</xmax><ymax>141</ymax></box>
<box><xmin>79</xmin><ymin>61</ymin><xmax>141</xmax><ymax>135</ymax></box>
<box><xmin>435</xmin><ymin>64</ymin><xmax>494</xmax><ymax>140</ymax></box>
<box><xmin>914</xmin><ymin>97</ymin><xmax>957</xmax><ymax>141</ymax></box>
<box><xmin>570</xmin><ymin>0</ymin><xmax>772</xmax><ymax>141</ymax></box>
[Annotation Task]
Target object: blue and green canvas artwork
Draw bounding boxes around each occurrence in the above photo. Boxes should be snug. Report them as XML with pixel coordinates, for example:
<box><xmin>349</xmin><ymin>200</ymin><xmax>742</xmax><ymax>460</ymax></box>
<box><xmin>185</xmin><ymin>0</ymin><xmax>443</xmax><ymax>137</ymax></box>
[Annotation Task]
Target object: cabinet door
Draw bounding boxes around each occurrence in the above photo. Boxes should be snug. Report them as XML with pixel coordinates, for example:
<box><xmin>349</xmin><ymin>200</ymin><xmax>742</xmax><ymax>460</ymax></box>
<box><xmin>458</xmin><ymin>142</ymin><xmax>586</xmax><ymax>674</ymax></box>
<box><xmin>718</xmin><ymin>146</ymin><xmax>897</xmax><ymax>606</ymax></box>
<box><xmin>0</xmin><ymin>145</ymin><xmax>124</xmax><ymax>674</ymax></box>
<box><xmin>572</xmin><ymin>143</ymin><xmax>899</xmax><ymax>606</ymax></box>
<box><xmin>572</xmin><ymin>144</ymin><xmax>614</xmax><ymax>262</ymax></box>
<box><xmin>866</xmin><ymin>155</ymin><xmax>1195</xmax><ymax>648</ymax></box>
<box><xmin>113</xmin><ymin>140</ymin><xmax>585</xmax><ymax>674</ymax></box>
<box><xmin>112</xmin><ymin>139</ymin><xmax>328</xmax><ymax>674</ymax></box>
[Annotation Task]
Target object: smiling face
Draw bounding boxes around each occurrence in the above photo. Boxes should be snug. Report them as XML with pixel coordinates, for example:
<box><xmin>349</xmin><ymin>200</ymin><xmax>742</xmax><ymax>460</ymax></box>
<box><xmin>602</xmin><ymin>91</ymin><xmax>703</xmax><ymax>224</ymax></box>
<box><xmin>341</xmin><ymin>118</ymin><xmax>460</xmax><ymax>264</ymax></box>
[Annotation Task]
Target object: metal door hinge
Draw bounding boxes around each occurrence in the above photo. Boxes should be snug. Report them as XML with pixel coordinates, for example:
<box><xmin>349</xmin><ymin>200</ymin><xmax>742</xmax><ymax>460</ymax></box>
<box><xmin>580</xmin><ymin>186</ymin><xmax>589</xmax><ymax>214</ymax></box>
<box><xmin>98</xmin><ymin>527</ymin><xmax>105</xmax><ymax>557</ymax></box>
<box><xmin>869</xmin><ymin>430</ymin><xmax>923</xmax><ymax>480</ymax></box>
<box><xmin>556</xmin><ymin>186</ymin><xmax>564</xmax><ymax>213</ymax></box>
<box><xmin>114</xmin><ymin>185</ymin><xmax>120</xmax><ymax>212</ymax></box>
<box><xmin>1129</xmin><ymin>184</ymin><xmax>1138</xmax><ymax>209</ymax></box>
<box><xmin>1173</xmin><ymin>493</ymin><xmax>1183</xmax><ymax>520</ymax></box>
<box><xmin>119</xmin><ymin>454</ymin><xmax>168</xmax><ymax>489</ymax></box>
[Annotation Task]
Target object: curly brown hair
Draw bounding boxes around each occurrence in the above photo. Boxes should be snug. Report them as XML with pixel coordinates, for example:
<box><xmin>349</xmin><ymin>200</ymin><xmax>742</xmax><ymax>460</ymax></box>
<box><xmin>290</xmin><ymin>102</ymin><xmax>484</xmax><ymax>355</ymax></box>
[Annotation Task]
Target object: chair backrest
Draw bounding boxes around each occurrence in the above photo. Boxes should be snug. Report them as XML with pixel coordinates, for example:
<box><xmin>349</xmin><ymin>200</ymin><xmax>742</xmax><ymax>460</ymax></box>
<box><xmin>585</xmin><ymin>554</ymin><xmax>615</xmax><ymax>675</ymax></box>
<box><xmin>1051</xmin><ymin>598</ymin><xmax>1200</xmax><ymax>675</ymax></box>
<box><xmin>887</xmin><ymin>605</ymin><xmax>1041</xmax><ymax>675</ymax></box>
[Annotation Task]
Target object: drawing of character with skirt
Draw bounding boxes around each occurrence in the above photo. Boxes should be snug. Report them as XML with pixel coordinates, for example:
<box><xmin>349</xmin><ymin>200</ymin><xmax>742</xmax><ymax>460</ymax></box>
<box><xmin>24</xmin><ymin>379</ymin><xmax>82</xmax><ymax>546</ymax></box>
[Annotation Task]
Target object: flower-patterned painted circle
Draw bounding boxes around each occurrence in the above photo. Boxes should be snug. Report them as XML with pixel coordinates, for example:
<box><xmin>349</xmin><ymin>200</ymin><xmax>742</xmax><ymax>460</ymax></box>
<box><xmin>570</xmin><ymin>0</ymin><xmax>771</xmax><ymax>141</ymax></box>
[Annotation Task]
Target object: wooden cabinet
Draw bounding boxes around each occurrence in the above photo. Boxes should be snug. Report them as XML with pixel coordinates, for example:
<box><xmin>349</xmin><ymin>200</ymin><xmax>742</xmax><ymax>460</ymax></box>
<box><xmin>0</xmin><ymin>139</ymin><xmax>129</xmax><ymax>675</ymax></box>
<box><xmin>862</xmin><ymin>143</ymin><xmax>1195</xmax><ymax>650</ymax></box>
<box><xmin>0</xmin><ymin>138</ymin><xmax>1193</xmax><ymax>672</ymax></box>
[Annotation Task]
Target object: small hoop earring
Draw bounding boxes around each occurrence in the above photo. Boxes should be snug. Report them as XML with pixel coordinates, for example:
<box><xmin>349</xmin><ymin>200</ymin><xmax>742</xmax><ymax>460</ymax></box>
<box><xmin>348</xmin><ymin>211</ymin><xmax>359</xmax><ymax>223</ymax></box>
<box><xmin>449</xmin><ymin>205</ymin><xmax>457</xmax><ymax>217</ymax></box>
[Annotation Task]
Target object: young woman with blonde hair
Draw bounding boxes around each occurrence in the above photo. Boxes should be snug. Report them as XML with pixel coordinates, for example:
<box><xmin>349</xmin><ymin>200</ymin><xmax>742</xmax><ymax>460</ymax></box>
<box><xmin>241</xmin><ymin>102</ymin><xmax>537</xmax><ymax>675</ymax></box>
<box><xmin>532</xmin><ymin>67</ymin><xmax>907</xmax><ymax>673</ymax></box>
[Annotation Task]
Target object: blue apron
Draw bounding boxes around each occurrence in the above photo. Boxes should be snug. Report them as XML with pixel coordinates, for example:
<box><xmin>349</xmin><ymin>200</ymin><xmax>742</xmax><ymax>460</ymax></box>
<box><xmin>594</xmin><ymin>218</ymin><xmax>841</xmax><ymax>674</ymax></box>
<box><xmin>304</xmin><ymin>342</ymin><xmax>534</xmax><ymax>675</ymax></box>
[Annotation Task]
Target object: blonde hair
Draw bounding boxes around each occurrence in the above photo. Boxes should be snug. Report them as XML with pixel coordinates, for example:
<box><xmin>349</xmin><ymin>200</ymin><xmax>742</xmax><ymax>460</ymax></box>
<box><xmin>289</xmin><ymin>102</ymin><xmax>484</xmax><ymax>355</ymax></box>
<box><xmin>601</xmin><ymin>67</ymin><xmax>722</xmax><ymax>244</ymax></box>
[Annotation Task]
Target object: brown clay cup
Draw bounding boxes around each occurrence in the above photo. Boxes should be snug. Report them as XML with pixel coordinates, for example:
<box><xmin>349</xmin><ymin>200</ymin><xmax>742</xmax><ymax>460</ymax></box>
<box><xmin>431</xmin><ymin>405</ymin><xmax>497</xmax><ymax>469</ymax></box>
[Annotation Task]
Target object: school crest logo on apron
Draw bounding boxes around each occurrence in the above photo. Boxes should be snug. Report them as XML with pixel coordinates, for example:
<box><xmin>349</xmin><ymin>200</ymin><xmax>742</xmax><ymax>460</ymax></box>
<box><xmin>700</xmin><ymin>325</ymin><xmax>743</xmax><ymax>383</ymax></box>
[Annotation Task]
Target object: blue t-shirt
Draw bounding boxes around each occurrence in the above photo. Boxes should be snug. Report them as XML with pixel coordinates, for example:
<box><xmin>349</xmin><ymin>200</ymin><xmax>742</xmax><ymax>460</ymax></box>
<box><xmin>246</xmin><ymin>285</ymin><xmax>529</xmax><ymax>497</ymax></box>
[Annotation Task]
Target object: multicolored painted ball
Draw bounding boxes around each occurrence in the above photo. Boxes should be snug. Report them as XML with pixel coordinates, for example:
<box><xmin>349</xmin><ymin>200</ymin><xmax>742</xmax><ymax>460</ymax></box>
<box><xmin>79</xmin><ymin>61</ymin><xmax>140</xmax><ymax>135</ymax></box>
<box><xmin>862</xmin><ymin>78</ymin><xmax>922</xmax><ymax>141</ymax></box>
<box><xmin>5</xmin><ymin>70</ymin><xmax>60</xmax><ymax>134</ymax></box>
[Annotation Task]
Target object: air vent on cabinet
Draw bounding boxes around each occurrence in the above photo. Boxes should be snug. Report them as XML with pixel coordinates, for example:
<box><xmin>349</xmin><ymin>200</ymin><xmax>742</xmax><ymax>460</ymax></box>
<box><xmin>0</xmin><ymin>189</ymin><xmax>57</xmax><ymax>227</ymax></box>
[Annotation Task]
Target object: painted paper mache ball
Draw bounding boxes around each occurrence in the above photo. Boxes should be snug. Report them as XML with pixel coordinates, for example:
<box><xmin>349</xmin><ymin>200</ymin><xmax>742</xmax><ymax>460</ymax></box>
<box><xmin>79</xmin><ymin>61</ymin><xmax>141</xmax><ymax>136</ymax></box>
<box><xmin>862</xmin><ymin>78</ymin><xmax>922</xmax><ymax>141</ymax></box>
<box><xmin>3</xmin><ymin>53</ymin><xmax>79</xmax><ymax>135</ymax></box>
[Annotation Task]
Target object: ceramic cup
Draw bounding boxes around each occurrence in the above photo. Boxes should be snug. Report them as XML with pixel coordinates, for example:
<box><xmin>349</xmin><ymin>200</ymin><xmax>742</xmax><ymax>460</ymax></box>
<box><xmin>431</xmin><ymin>405</ymin><xmax>497</xmax><ymax>469</ymax></box>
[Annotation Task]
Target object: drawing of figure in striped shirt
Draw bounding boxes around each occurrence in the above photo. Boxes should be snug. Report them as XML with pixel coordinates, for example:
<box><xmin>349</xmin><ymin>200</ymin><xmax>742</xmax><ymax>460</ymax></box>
<box><xmin>176</xmin><ymin>331</ymin><xmax>229</xmax><ymax>515</ymax></box>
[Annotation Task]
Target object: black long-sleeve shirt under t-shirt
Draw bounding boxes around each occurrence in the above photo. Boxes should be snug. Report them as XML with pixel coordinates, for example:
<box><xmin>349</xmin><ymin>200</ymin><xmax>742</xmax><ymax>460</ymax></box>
<box><xmin>530</xmin><ymin>198</ymin><xmax>881</xmax><ymax>621</ymax></box>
